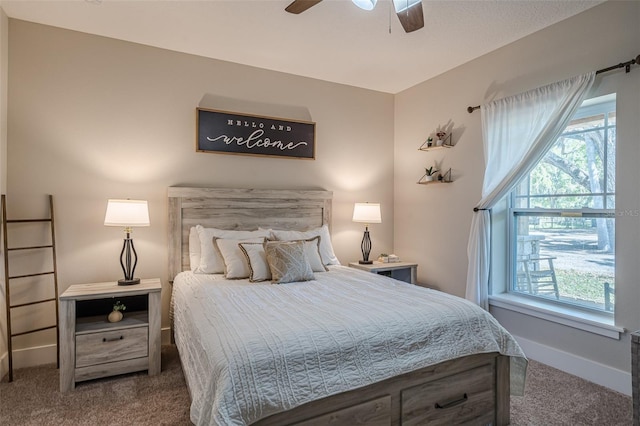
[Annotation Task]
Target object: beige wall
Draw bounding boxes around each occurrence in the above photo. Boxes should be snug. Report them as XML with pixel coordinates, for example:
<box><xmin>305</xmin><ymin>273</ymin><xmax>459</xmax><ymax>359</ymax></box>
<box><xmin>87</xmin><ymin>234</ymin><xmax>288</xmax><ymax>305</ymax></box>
<box><xmin>5</xmin><ymin>20</ymin><xmax>394</xmax><ymax>357</ymax></box>
<box><xmin>3</xmin><ymin>0</ymin><xmax>638</xmax><ymax>385</ymax></box>
<box><xmin>394</xmin><ymin>0</ymin><xmax>640</xmax><ymax>373</ymax></box>
<box><xmin>0</xmin><ymin>6</ymin><xmax>8</xmax><ymax>377</ymax></box>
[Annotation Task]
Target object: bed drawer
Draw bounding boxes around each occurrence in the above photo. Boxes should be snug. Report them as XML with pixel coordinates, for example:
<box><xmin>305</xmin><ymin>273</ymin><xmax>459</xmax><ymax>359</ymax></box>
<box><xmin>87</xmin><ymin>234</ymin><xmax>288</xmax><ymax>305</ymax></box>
<box><xmin>76</xmin><ymin>326</ymin><xmax>148</xmax><ymax>368</ymax></box>
<box><xmin>401</xmin><ymin>362</ymin><xmax>496</xmax><ymax>426</ymax></box>
<box><xmin>295</xmin><ymin>395</ymin><xmax>391</xmax><ymax>426</ymax></box>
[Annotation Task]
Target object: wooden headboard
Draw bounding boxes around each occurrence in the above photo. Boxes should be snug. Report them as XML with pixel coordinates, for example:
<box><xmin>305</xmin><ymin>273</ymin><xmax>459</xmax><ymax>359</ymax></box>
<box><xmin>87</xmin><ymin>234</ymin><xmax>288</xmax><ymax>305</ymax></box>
<box><xmin>168</xmin><ymin>187</ymin><xmax>333</xmax><ymax>281</ymax></box>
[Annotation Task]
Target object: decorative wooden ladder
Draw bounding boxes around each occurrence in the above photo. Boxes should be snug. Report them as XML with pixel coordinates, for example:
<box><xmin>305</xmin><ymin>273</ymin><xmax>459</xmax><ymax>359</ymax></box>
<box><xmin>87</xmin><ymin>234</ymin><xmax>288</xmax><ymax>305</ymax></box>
<box><xmin>2</xmin><ymin>194</ymin><xmax>59</xmax><ymax>382</ymax></box>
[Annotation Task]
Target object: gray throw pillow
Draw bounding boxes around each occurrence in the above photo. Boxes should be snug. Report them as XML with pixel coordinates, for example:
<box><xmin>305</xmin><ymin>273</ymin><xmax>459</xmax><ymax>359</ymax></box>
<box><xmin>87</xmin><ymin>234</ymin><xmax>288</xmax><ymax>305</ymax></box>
<box><xmin>265</xmin><ymin>241</ymin><xmax>315</xmax><ymax>284</ymax></box>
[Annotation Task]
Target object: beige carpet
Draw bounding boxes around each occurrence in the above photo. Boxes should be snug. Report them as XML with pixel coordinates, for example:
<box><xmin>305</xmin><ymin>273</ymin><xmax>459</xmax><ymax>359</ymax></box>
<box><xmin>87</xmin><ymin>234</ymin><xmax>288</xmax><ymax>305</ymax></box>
<box><xmin>0</xmin><ymin>345</ymin><xmax>632</xmax><ymax>425</ymax></box>
<box><xmin>0</xmin><ymin>346</ymin><xmax>191</xmax><ymax>425</ymax></box>
<box><xmin>511</xmin><ymin>359</ymin><xmax>632</xmax><ymax>425</ymax></box>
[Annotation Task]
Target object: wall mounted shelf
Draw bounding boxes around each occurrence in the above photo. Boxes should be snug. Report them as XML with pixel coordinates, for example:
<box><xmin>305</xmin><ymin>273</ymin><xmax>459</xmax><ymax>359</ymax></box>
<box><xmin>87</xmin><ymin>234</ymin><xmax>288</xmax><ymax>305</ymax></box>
<box><xmin>417</xmin><ymin>180</ymin><xmax>452</xmax><ymax>185</ymax></box>
<box><xmin>417</xmin><ymin>168</ymin><xmax>453</xmax><ymax>185</ymax></box>
<box><xmin>418</xmin><ymin>132</ymin><xmax>453</xmax><ymax>151</ymax></box>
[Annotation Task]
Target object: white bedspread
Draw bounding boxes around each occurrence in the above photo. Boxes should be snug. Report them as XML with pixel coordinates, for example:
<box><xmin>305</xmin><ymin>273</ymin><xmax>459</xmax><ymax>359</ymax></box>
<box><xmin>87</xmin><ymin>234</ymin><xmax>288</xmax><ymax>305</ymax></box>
<box><xmin>172</xmin><ymin>266</ymin><xmax>526</xmax><ymax>425</ymax></box>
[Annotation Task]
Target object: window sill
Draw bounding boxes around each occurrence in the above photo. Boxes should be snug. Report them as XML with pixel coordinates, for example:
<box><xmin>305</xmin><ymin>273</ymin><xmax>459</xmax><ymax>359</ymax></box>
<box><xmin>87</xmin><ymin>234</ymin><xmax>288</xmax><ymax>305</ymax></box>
<box><xmin>489</xmin><ymin>293</ymin><xmax>623</xmax><ymax>339</ymax></box>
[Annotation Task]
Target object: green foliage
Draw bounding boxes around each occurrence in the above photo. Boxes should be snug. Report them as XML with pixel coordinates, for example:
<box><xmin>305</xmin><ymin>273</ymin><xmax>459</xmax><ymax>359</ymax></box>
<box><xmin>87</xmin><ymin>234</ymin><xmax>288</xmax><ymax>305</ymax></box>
<box><xmin>555</xmin><ymin>269</ymin><xmax>614</xmax><ymax>306</ymax></box>
<box><xmin>531</xmin><ymin>137</ymin><xmax>592</xmax><ymax>208</ymax></box>
<box><xmin>425</xmin><ymin>166</ymin><xmax>438</xmax><ymax>176</ymax></box>
<box><xmin>113</xmin><ymin>301</ymin><xmax>126</xmax><ymax>312</ymax></box>
<box><xmin>526</xmin><ymin>121</ymin><xmax>615</xmax><ymax>211</ymax></box>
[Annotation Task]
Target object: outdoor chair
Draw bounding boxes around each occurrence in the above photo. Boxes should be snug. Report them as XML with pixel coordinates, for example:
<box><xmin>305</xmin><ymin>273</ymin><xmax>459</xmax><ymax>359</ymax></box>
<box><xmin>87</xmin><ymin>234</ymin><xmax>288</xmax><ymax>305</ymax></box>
<box><xmin>604</xmin><ymin>282</ymin><xmax>615</xmax><ymax>311</ymax></box>
<box><xmin>516</xmin><ymin>255</ymin><xmax>560</xmax><ymax>299</ymax></box>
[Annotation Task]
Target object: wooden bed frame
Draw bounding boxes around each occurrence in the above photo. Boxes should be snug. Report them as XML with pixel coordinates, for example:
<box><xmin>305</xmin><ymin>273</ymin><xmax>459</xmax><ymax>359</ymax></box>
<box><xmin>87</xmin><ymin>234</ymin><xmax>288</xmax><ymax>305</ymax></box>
<box><xmin>168</xmin><ymin>186</ymin><xmax>510</xmax><ymax>426</ymax></box>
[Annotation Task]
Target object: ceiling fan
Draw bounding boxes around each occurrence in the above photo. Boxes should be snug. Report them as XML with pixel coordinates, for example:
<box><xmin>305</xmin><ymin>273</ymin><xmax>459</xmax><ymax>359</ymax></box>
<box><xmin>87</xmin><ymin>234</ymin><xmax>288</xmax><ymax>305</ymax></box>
<box><xmin>285</xmin><ymin>0</ymin><xmax>424</xmax><ymax>33</ymax></box>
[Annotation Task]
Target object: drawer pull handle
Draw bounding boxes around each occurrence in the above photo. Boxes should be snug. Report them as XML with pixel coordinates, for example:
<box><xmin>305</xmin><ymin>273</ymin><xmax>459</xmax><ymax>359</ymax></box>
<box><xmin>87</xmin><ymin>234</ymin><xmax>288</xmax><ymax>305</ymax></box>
<box><xmin>103</xmin><ymin>336</ymin><xmax>124</xmax><ymax>343</ymax></box>
<box><xmin>435</xmin><ymin>393</ymin><xmax>468</xmax><ymax>409</ymax></box>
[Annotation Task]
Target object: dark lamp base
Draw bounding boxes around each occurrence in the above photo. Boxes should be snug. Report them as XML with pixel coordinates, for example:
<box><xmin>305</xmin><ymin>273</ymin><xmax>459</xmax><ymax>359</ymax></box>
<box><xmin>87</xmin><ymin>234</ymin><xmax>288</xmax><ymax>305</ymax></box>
<box><xmin>359</xmin><ymin>260</ymin><xmax>373</xmax><ymax>265</ymax></box>
<box><xmin>118</xmin><ymin>278</ymin><xmax>141</xmax><ymax>286</ymax></box>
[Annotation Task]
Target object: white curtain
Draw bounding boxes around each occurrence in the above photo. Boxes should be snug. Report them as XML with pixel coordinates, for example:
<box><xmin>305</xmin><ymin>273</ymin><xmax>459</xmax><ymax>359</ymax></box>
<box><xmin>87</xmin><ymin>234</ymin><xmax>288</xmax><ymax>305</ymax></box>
<box><xmin>466</xmin><ymin>72</ymin><xmax>595</xmax><ymax>309</ymax></box>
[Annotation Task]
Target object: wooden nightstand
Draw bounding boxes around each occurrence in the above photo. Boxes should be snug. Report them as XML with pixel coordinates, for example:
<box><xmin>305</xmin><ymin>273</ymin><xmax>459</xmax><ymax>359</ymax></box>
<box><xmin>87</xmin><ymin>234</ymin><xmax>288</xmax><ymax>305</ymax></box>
<box><xmin>349</xmin><ymin>261</ymin><xmax>418</xmax><ymax>284</ymax></box>
<box><xmin>59</xmin><ymin>278</ymin><xmax>161</xmax><ymax>392</ymax></box>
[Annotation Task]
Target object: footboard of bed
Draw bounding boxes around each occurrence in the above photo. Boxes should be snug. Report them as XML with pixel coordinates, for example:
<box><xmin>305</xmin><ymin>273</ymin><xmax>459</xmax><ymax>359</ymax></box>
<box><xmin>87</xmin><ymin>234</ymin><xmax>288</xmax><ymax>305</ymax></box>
<box><xmin>254</xmin><ymin>352</ymin><xmax>510</xmax><ymax>426</ymax></box>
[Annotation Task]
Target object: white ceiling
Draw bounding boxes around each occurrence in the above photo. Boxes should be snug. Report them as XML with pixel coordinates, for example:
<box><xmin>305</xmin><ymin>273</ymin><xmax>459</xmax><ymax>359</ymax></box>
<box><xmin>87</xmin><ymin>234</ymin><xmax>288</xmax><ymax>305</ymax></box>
<box><xmin>0</xmin><ymin>0</ymin><xmax>604</xmax><ymax>94</ymax></box>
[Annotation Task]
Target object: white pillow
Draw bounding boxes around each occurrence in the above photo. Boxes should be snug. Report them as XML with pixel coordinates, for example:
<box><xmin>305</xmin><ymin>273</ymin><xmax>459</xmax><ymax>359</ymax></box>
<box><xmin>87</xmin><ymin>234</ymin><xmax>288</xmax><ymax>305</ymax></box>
<box><xmin>188</xmin><ymin>227</ymin><xmax>201</xmax><ymax>271</ymax></box>
<box><xmin>195</xmin><ymin>225</ymin><xmax>271</xmax><ymax>274</ymax></box>
<box><xmin>215</xmin><ymin>237</ymin><xmax>265</xmax><ymax>279</ymax></box>
<box><xmin>269</xmin><ymin>225</ymin><xmax>340</xmax><ymax>265</ymax></box>
<box><xmin>297</xmin><ymin>236</ymin><xmax>328</xmax><ymax>272</ymax></box>
<box><xmin>239</xmin><ymin>243</ymin><xmax>271</xmax><ymax>282</ymax></box>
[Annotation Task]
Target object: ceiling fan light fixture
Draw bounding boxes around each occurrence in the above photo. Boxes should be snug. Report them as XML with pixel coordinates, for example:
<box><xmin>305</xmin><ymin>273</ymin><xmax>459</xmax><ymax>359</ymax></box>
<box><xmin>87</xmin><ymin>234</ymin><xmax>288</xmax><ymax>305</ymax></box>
<box><xmin>393</xmin><ymin>0</ymin><xmax>421</xmax><ymax>13</ymax></box>
<box><xmin>352</xmin><ymin>0</ymin><xmax>377</xmax><ymax>11</ymax></box>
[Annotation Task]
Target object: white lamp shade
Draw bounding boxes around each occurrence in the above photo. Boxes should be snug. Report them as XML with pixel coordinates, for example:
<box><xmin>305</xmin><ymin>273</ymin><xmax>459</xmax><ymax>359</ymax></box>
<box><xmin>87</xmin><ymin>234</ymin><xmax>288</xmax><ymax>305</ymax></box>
<box><xmin>104</xmin><ymin>199</ymin><xmax>150</xmax><ymax>227</ymax></box>
<box><xmin>352</xmin><ymin>203</ymin><xmax>382</xmax><ymax>224</ymax></box>
<box><xmin>352</xmin><ymin>0</ymin><xmax>377</xmax><ymax>11</ymax></box>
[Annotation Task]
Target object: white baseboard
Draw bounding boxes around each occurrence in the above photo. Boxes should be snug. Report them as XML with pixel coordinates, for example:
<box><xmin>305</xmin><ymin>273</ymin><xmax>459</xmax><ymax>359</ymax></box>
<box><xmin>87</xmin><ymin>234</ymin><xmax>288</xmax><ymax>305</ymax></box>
<box><xmin>0</xmin><ymin>350</ymin><xmax>7</xmax><ymax>378</ymax></box>
<box><xmin>9</xmin><ymin>344</ymin><xmax>58</xmax><ymax>369</ymax></box>
<box><xmin>514</xmin><ymin>334</ymin><xmax>631</xmax><ymax>396</ymax></box>
<box><xmin>162</xmin><ymin>326</ymin><xmax>172</xmax><ymax>345</ymax></box>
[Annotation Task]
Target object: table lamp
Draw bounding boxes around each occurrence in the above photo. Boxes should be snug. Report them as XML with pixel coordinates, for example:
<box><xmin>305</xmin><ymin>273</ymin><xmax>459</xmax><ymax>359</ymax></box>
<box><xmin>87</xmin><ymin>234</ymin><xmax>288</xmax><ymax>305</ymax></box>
<box><xmin>352</xmin><ymin>202</ymin><xmax>382</xmax><ymax>264</ymax></box>
<box><xmin>104</xmin><ymin>199</ymin><xmax>150</xmax><ymax>285</ymax></box>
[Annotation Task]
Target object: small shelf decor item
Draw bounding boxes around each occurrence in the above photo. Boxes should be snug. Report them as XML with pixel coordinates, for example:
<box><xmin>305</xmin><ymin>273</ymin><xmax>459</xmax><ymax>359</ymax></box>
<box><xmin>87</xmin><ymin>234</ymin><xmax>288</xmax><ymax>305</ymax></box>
<box><xmin>108</xmin><ymin>301</ymin><xmax>126</xmax><ymax>323</ymax></box>
<box><xmin>104</xmin><ymin>199</ymin><xmax>150</xmax><ymax>285</ymax></box>
<box><xmin>417</xmin><ymin>167</ymin><xmax>453</xmax><ymax>185</ymax></box>
<box><xmin>423</xmin><ymin>166</ymin><xmax>438</xmax><ymax>182</ymax></box>
<box><xmin>418</xmin><ymin>131</ymin><xmax>453</xmax><ymax>151</ymax></box>
<box><xmin>352</xmin><ymin>202</ymin><xmax>382</xmax><ymax>265</ymax></box>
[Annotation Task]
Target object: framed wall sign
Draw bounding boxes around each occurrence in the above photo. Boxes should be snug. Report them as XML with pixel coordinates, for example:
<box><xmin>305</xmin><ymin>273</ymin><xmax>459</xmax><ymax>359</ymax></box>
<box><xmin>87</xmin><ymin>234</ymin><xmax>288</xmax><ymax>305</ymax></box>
<box><xmin>196</xmin><ymin>108</ymin><xmax>316</xmax><ymax>160</ymax></box>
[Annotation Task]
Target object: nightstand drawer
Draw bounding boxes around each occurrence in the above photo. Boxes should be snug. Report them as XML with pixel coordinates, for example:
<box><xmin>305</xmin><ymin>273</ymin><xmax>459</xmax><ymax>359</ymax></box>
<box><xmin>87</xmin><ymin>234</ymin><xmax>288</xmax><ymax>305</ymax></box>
<box><xmin>76</xmin><ymin>326</ymin><xmax>148</xmax><ymax>368</ymax></box>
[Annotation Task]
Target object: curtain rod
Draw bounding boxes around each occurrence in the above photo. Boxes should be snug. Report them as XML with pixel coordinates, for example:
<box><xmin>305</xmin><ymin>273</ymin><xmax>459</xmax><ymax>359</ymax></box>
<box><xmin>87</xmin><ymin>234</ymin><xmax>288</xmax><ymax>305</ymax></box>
<box><xmin>466</xmin><ymin>54</ymin><xmax>640</xmax><ymax>114</ymax></box>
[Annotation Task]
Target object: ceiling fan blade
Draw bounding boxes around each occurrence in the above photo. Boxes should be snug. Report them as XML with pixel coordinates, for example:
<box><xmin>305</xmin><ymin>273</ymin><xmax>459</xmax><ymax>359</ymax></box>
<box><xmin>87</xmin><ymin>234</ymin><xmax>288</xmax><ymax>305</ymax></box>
<box><xmin>285</xmin><ymin>0</ymin><xmax>323</xmax><ymax>14</ymax></box>
<box><xmin>395</xmin><ymin>1</ymin><xmax>424</xmax><ymax>33</ymax></box>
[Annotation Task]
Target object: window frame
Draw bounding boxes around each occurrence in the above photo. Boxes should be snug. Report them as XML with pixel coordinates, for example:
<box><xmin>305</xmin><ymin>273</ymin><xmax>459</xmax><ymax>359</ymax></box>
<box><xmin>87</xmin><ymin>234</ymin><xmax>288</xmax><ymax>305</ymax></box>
<box><xmin>506</xmin><ymin>96</ymin><xmax>616</xmax><ymax>315</ymax></box>
<box><xmin>507</xmin><ymin>208</ymin><xmax>616</xmax><ymax>315</ymax></box>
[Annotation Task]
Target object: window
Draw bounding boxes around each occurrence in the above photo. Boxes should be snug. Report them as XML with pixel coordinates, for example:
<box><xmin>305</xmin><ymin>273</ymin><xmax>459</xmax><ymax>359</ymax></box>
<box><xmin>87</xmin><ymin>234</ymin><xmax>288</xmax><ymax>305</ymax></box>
<box><xmin>509</xmin><ymin>94</ymin><xmax>616</xmax><ymax>313</ymax></box>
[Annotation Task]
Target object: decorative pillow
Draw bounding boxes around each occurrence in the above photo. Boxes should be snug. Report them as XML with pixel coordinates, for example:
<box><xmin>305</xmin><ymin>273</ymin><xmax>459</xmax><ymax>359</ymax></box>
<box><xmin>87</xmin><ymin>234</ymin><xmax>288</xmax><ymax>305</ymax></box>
<box><xmin>265</xmin><ymin>241</ymin><xmax>315</xmax><ymax>284</ymax></box>
<box><xmin>195</xmin><ymin>225</ymin><xmax>271</xmax><ymax>274</ymax></box>
<box><xmin>215</xmin><ymin>237</ymin><xmax>266</xmax><ymax>279</ymax></box>
<box><xmin>295</xmin><ymin>236</ymin><xmax>328</xmax><ymax>272</ymax></box>
<box><xmin>239</xmin><ymin>243</ymin><xmax>271</xmax><ymax>282</ymax></box>
<box><xmin>268</xmin><ymin>225</ymin><xmax>340</xmax><ymax>265</ymax></box>
<box><xmin>239</xmin><ymin>237</ymin><xmax>326</xmax><ymax>281</ymax></box>
<box><xmin>188</xmin><ymin>227</ymin><xmax>201</xmax><ymax>271</ymax></box>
